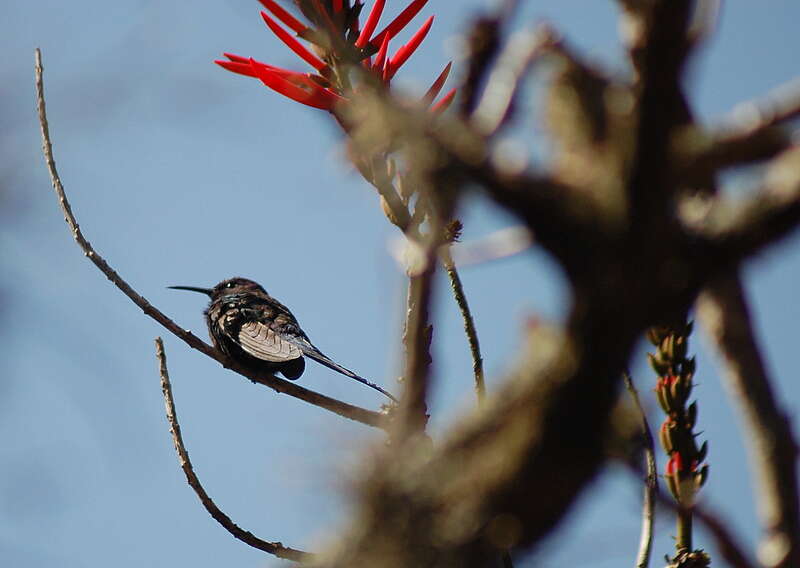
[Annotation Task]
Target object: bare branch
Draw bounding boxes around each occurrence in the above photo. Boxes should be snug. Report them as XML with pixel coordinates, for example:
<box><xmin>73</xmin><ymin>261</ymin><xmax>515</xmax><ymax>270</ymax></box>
<box><xmin>624</xmin><ymin>372</ymin><xmax>657</xmax><ymax>568</ymax></box>
<box><xmin>698</xmin><ymin>276</ymin><xmax>800</xmax><ymax>568</ymax></box>
<box><xmin>35</xmin><ymin>48</ymin><xmax>386</xmax><ymax>430</ymax></box>
<box><xmin>155</xmin><ymin>338</ymin><xmax>312</xmax><ymax>562</ymax></box>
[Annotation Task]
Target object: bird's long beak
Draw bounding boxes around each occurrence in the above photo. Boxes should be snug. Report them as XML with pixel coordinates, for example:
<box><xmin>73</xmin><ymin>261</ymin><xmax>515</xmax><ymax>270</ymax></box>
<box><xmin>168</xmin><ymin>285</ymin><xmax>213</xmax><ymax>297</ymax></box>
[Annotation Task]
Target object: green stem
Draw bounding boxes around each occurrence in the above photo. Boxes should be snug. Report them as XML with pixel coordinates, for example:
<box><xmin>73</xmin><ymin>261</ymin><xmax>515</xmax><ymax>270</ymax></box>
<box><xmin>677</xmin><ymin>505</ymin><xmax>693</xmax><ymax>552</ymax></box>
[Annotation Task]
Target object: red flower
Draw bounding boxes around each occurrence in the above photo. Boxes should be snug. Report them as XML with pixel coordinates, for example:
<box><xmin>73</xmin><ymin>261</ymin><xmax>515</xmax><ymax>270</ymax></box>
<box><xmin>215</xmin><ymin>0</ymin><xmax>455</xmax><ymax>113</ymax></box>
<box><xmin>666</xmin><ymin>452</ymin><xmax>683</xmax><ymax>476</ymax></box>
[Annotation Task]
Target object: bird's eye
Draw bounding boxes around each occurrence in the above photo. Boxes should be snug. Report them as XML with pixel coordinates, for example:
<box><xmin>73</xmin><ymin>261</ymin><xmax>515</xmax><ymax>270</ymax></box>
<box><xmin>225</xmin><ymin>282</ymin><xmax>235</xmax><ymax>288</ymax></box>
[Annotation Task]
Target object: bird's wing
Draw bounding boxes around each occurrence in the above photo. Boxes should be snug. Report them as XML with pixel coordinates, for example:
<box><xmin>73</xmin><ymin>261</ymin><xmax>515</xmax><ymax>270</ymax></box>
<box><xmin>282</xmin><ymin>336</ymin><xmax>399</xmax><ymax>402</ymax></box>
<box><xmin>237</xmin><ymin>320</ymin><xmax>303</xmax><ymax>362</ymax></box>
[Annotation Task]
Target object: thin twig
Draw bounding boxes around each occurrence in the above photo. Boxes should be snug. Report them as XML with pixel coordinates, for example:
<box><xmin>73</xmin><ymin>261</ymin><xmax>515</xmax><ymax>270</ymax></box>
<box><xmin>442</xmin><ymin>248</ymin><xmax>485</xmax><ymax>402</ymax></box>
<box><xmin>34</xmin><ymin>48</ymin><xmax>385</xmax><ymax>430</ymax></box>
<box><xmin>155</xmin><ymin>338</ymin><xmax>311</xmax><ymax>562</ymax></box>
<box><xmin>698</xmin><ymin>276</ymin><xmax>800</xmax><ymax>568</ymax></box>
<box><xmin>624</xmin><ymin>372</ymin><xmax>656</xmax><ymax>568</ymax></box>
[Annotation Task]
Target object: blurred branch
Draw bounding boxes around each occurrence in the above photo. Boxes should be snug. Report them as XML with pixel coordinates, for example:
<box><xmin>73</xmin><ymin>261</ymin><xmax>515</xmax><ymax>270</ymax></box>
<box><xmin>397</xmin><ymin>258</ymin><xmax>436</xmax><ymax>438</ymax></box>
<box><xmin>322</xmin><ymin>306</ymin><xmax>634</xmax><ymax>567</ymax></box>
<box><xmin>690</xmin><ymin>503</ymin><xmax>755</xmax><ymax>568</ymax></box>
<box><xmin>626</xmin><ymin>0</ymin><xmax>694</xmax><ymax>224</ymax></box>
<box><xmin>155</xmin><ymin>338</ymin><xmax>311</xmax><ymax>562</ymax></box>
<box><xmin>35</xmin><ymin>48</ymin><xmax>386</xmax><ymax>431</ymax></box>
<box><xmin>696</xmin><ymin>146</ymin><xmax>800</xmax><ymax>263</ymax></box>
<box><xmin>698</xmin><ymin>276</ymin><xmax>800</xmax><ymax>568</ymax></box>
<box><xmin>448</xmin><ymin>226</ymin><xmax>534</xmax><ymax>267</ymax></box>
<box><xmin>624</xmin><ymin>372</ymin><xmax>657</xmax><ymax>568</ymax></box>
<box><xmin>458</xmin><ymin>0</ymin><xmax>520</xmax><ymax>116</ymax></box>
<box><xmin>680</xmin><ymin>79</ymin><xmax>800</xmax><ymax>178</ymax></box>
<box><xmin>471</xmin><ymin>24</ymin><xmax>556</xmax><ymax>136</ymax></box>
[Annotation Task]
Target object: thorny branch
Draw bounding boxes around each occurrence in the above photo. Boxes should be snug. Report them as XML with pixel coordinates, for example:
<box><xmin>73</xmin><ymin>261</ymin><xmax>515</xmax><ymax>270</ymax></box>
<box><xmin>35</xmin><ymin>48</ymin><xmax>386</xmax><ymax>431</ymax></box>
<box><xmin>155</xmin><ymin>338</ymin><xmax>311</xmax><ymax>562</ymax></box>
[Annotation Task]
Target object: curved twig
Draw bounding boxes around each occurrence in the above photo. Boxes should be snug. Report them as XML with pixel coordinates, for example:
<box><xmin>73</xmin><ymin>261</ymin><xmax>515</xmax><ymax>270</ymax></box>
<box><xmin>155</xmin><ymin>338</ymin><xmax>312</xmax><ymax>562</ymax></box>
<box><xmin>34</xmin><ymin>48</ymin><xmax>386</xmax><ymax>430</ymax></box>
<box><xmin>624</xmin><ymin>372</ymin><xmax>656</xmax><ymax>568</ymax></box>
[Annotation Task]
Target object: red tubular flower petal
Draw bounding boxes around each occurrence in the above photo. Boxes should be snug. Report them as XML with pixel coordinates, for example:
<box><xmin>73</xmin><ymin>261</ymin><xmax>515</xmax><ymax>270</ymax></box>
<box><xmin>372</xmin><ymin>32</ymin><xmax>390</xmax><ymax>76</ymax></box>
<box><xmin>261</xmin><ymin>12</ymin><xmax>327</xmax><ymax>72</ymax></box>
<box><xmin>250</xmin><ymin>61</ymin><xmax>342</xmax><ymax>110</ymax></box>
<box><xmin>258</xmin><ymin>0</ymin><xmax>307</xmax><ymax>34</ymax></box>
<box><xmin>333</xmin><ymin>0</ymin><xmax>343</xmax><ymax>13</ymax></box>
<box><xmin>422</xmin><ymin>61</ymin><xmax>452</xmax><ymax>106</ymax></box>
<box><xmin>370</xmin><ymin>0</ymin><xmax>428</xmax><ymax>48</ymax></box>
<box><xmin>666</xmin><ymin>452</ymin><xmax>684</xmax><ymax>475</ymax></box>
<box><xmin>223</xmin><ymin>52</ymin><xmax>250</xmax><ymax>64</ymax></box>
<box><xmin>216</xmin><ymin>57</ymin><xmax>309</xmax><ymax>82</ymax></box>
<box><xmin>355</xmin><ymin>0</ymin><xmax>385</xmax><ymax>49</ymax></box>
<box><xmin>385</xmin><ymin>15</ymin><xmax>433</xmax><ymax>79</ymax></box>
<box><xmin>430</xmin><ymin>87</ymin><xmax>456</xmax><ymax>114</ymax></box>
<box><xmin>215</xmin><ymin>59</ymin><xmax>259</xmax><ymax>78</ymax></box>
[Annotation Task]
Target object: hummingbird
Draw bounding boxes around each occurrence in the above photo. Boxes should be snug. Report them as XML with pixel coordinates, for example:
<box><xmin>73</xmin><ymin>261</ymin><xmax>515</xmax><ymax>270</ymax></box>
<box><xmin>169</xmin><ymin>277</ymin><xmax>397</xmax><ymax>402</ymax></box>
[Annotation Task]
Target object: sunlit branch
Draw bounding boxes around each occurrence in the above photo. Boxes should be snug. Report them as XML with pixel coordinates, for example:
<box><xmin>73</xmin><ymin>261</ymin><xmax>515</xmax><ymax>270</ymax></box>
<box><xmin>35</xmin><ymin>48</ymin><xmax>386</xmax><ymax>431</ymax></box>
<box><xmin>155</xmin><ymin>338</ymin><xmax>311</xmax><ymax>562</ymax></box>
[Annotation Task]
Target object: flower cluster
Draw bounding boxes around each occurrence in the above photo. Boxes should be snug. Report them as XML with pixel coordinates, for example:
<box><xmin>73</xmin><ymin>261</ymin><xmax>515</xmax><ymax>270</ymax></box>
<box><xmin>649</xmin><ymin>324</ymin><xmax>709</xmax><ymax>507</ymax></box>
<box><xmin>216</xmin><ymin>0</ymin><xmax>456</xmax><ymax>112</ymax></box>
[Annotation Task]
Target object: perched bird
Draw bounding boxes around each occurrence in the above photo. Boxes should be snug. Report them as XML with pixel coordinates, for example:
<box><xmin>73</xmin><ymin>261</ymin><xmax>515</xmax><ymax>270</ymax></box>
<box><xmin>169</xmin><ymin>277</ymin><xmax>397</xmax><ymax>402</ymax></box>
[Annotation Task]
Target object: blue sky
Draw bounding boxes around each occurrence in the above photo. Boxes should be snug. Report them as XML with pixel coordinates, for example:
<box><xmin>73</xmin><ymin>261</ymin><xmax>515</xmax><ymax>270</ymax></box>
<box><xmin>2</xmin><ymin>1</ymin><xmax>799</xmax><ymax>566</ymax></box>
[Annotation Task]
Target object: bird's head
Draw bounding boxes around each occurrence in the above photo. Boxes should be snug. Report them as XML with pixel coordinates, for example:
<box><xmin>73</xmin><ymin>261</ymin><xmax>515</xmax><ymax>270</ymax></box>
<box><xmin>169</xmin><ymin>277</ymin><xmax>267</xmax><ymax>299</ymax></box>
